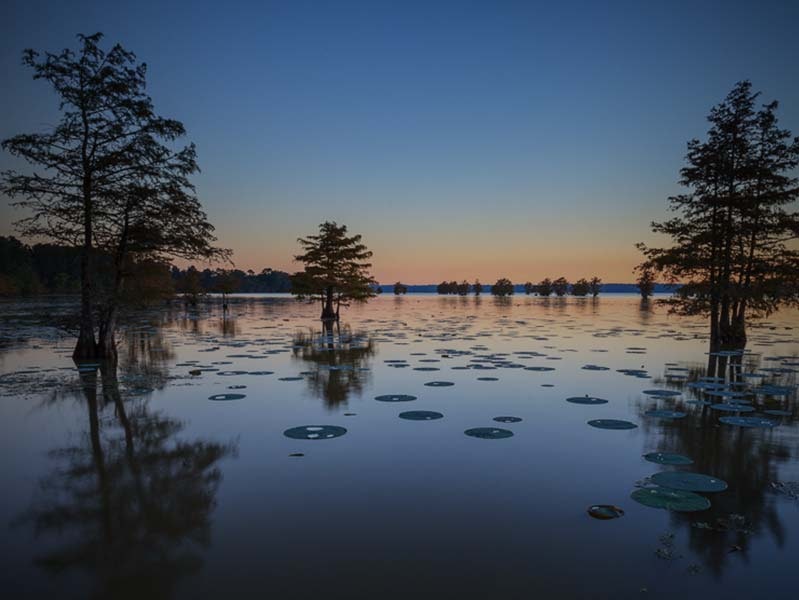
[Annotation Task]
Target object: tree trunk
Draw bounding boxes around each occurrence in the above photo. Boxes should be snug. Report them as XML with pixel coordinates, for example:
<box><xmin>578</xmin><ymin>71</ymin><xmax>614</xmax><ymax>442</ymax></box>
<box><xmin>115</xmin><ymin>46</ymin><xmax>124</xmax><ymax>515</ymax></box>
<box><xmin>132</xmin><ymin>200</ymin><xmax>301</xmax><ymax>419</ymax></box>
<box><xmin>321</xmin><ymin>286</ymin><xmax>336</xmax><ymax>320</ymax></box>
<box><xmin>74</xmin><ymin>191</ymin><xmax>96</xmax><ymax>359</ymax></box>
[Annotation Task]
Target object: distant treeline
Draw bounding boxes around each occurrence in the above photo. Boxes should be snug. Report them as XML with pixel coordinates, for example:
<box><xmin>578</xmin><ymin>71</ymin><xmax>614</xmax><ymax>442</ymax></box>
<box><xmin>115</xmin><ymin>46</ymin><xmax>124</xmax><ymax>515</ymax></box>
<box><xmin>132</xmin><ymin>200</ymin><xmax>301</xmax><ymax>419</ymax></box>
<box><xmin>0</xmin><ymin>236</ymin><xmax>292</xmax><ymax>297</ymax></box>
<box><xmin>384</xmin><ymin>279</ymin><xmax>679</xmax><ymax>295</ymax></box>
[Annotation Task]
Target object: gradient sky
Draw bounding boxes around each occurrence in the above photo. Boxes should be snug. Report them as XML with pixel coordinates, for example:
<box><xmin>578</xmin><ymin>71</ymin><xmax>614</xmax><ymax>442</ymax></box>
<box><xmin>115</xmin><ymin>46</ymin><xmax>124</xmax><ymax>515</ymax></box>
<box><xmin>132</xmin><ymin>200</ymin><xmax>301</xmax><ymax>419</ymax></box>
<box><xmin>1</xmin><ymin>0</ymin><xmax>798</xmax><ymax>283</ymax></box>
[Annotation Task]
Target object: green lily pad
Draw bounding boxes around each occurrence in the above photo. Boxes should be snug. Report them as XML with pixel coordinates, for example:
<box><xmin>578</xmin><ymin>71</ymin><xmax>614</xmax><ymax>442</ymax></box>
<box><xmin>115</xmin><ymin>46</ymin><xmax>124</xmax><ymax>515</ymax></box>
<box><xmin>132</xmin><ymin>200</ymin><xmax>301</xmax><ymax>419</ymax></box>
<box><xmin>642</xmin><ymin>389</ymin><xmax>681</xmax><ymax>397</ymax></box>
<box><xmin>650</xmin><ymin>471</ymin><xmax>727</xmax><ymax>492</ymax></box>
<box><xmin>424</xmin><ymin>381</ymin><xmax>455</xmax><ymax>387</ymax></box>
<box><xmin>631</xmin><ymin>487</ymin><xmax>711</xmax><ymax>512</ymax></box>
<box><xmin>588</xmin><ymin>419</ymin><xmax>637</xmax><ymax>430</ymax></box>
<box><xmin>399</xmin><ymin>410</ymin><xmax>444</xmax><ymax>420</ymax></box>
<box><xmin>719</xmin><ymin>416</ymin><xmax>776</xmax><ymax>428</ymax></box>
<box><xmin>643</xmin><ymin>452</ymin><xmax>693</xmax><ymax>465</ymax></box>
<box><xmin>493</xmin><ymin>416</ymin><xmax>522</xmax><ymax>423</ymax></box>
<box><xmin>208</xmin><ymin>393</ymin><xmax>246</xmax><ymax>401</ymax></box>
<box><xmin>464</xmin><ymin>427</ymin><xmax>514</xmax><ymax>439</ymax></box>
<box><xmin>587</xmin><ymin>504</ymin><xmax>624</xmax><ymax>519</ymax></box>
<box><xmin>375</xmin><ymin>394</ymin><xmax>417</xmax><ymax>402</ymax></box>
<box><xmin>283</xmin><ymin>425</ymin><xmax>347</xmax><ymax>440</ymax></box>
<box><xmin>567</xmin><ymin>396</ymin><xmax>608</xmax><ymax>405</ymax></box>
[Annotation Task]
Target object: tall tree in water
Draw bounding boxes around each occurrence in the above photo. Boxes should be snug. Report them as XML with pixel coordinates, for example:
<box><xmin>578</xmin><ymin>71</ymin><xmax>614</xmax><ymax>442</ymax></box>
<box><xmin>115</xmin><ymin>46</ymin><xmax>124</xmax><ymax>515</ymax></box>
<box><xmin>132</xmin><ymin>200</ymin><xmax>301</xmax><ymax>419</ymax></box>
<box><xmin>292</xmin><ymin>221</ymin><xmax>376</xmax><ymax>320</ymax></box>
<box><xmin>636</xmin><ymin>267</ymin><xmax>656</xmax><ymax>299</ymax></box>
<box><xmin>1</xmin><ymin>33</ymin><xmax>226</xmax><ymax>360</ymax></box>
<box><xmin>637</xmin><ymin>81</ymin><xmax>799</xmax><ymax>348</ymax></box>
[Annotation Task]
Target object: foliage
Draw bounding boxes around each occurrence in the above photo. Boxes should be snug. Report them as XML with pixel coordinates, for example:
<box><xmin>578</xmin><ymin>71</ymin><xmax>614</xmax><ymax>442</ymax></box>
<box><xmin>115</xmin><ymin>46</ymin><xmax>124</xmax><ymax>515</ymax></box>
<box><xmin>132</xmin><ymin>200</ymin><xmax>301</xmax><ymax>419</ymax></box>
<box><xmin>637</xmin><ymin>81</ymin><xmax>799</xmax><ymax>346</ymax></box>
<box><xmin>589</xmin><ymin>276</ymin><xmax>602</xmax><ymax>297</ymax></box>
<box><xmin>456</xmin><ymin>280</ymin><xmax>470</xmax><ymax>295</ymax></box>
<box><xmin>636</xmin><ymin>267</ymin><xmax>656</xmax><ymax>299</ymax></box>
<box><xmin>393</xmin><ymin>281</ymin><xmax>408</xmax><ymax>295</ymax></box>
<box><xmin>523</xmin><ymin>281</ymin><xmax>535</xmax><ymax>295</ymax></box>
<box><xmin>490</xmin><ymin>277</ymin><xmax>514</xmax><ymax>296</ymax></box>
<box><xmin>473</xmin><ymin>279</ymin><xmax>483</xmax><ymax>295</ymax></box>
<box><xmin>552</xmin><ymin>277</ymin><xmax>570</xmax><ymax>297</ymax></box>
<box><xmin>571</xmin><ymin>278</ymin><xmax>590</xmax><ymax>296</ymax></box>
<box><xmin>291</xmin><ymin>221</ymin><xmax>376</xmax><ymax>319</ymax></box>
<box><xmin>537</xmin><ymin>278</ymin><xmax>553</xmax><ymax>296</ymax></box>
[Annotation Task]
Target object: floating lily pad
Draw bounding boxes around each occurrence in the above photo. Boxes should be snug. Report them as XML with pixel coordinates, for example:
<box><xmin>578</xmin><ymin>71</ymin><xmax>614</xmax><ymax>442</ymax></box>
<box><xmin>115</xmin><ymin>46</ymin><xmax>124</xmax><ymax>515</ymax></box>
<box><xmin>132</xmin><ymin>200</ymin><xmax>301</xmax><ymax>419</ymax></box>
<box><xmin>493</xmin><ymin>416</ymin><xmax>522</xmax><ymax>423</ymax></box>
<box><xmin>587</xmin><ymin>504</ymin><xmax>624</xmax><ymax>520</ymax></box>
<box><xmin>249</xmin><ymin>370</ymin><xmax>274</xmax><ymax>375</ymax></box>
<box><xmin>424</xmin><ymin>381</ymin><xmax>454</xmax><ymax>387</ymax></box>
<box><xmin>208</xmin><ymin>393</ymin><xmax>246</xmax><ymax>401</ymax></box>
<box><xmin>645</xmin><ymin>409</ymin><xmax>687</xmax><ymax>419</ymax></box>
<box><xmin>413</xmin><ymin>367</ymin><xmax>440</xmax><ymax>371</ymax></box>
<box><xmin>217</xmin><ymin>370</ymin><xmax>248</xmax><ymax>376</ymax></box>
<box><xmin>719</xmin><ymin>416</ymin><xmax>777</xmax><ymax>428</ymax></box>
<box><xmin>711</xmin><ymin>403</ymin><xmax>754</xmax><ymax>413</ymax></box>
<box><xmin>642</xmin><ymin>389</ymin><xmax>681</xmax><ymax>397</ymax></box>
<box><xmin>567</xmin><ymin>396</ymin><xmax>608</xmax><ymax>405</ymax></box>
<box><xmin>375</xmin><ymin>394</ymin><xmax>417</xmax><ymax>402</ymax></box>
<box><xmin>763</xmin><ymin>409</ymin><xmax>792</xmax><ymax>417</ymax></box>
<box><xmin>525</xmin><ymin>366</ymin><xmax>556</xmax><ymax>372</ymax></box>
<box><xmin>631</xmin><ymin>487</ymin><xmax>711</xmax><ymax>512</ymax></box>
<box><xmin>644</xmin><ymin>452</ymin><xmax>694</xmax><ymax>465</ymax></box>
<box><xmin>283</xmin><ymin>425</ymin><xmax>347</xmax><ymax>440</ymax></box>
<box><xmin>278</xmin><ymin>376</ymin><xmax>303</xmax><ymax>381</ymax></box>
<box><xmin>477</xmin><ymin>377</ymin><xmax>499</xmax><ymax>381</ymax></box>
<box><xmin>464</xmin><ymin>427</ymin><xmax>514</xmax><ymax>439</ymax></box>
<box><xmin>651</xmin><ymin>471</ymin><xmax>727</xmax><ymax>492</ymax></box>
<box><xmin>588</xmin><ymin>419</ymin><xmax>637</xmax><ymax>430</ymax></box>
<box><xmin>399</xmin><ymin>410</ymin><xmax>444</xmax><ymax>420</ymax></box>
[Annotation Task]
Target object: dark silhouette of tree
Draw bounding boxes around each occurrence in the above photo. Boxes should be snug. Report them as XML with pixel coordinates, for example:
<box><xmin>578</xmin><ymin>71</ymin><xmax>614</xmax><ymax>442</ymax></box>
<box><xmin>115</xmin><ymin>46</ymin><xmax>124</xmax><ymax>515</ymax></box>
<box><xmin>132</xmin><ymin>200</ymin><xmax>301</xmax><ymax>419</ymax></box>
<box><xmin>178</xmin><ymin>266</ymin><xmax>205</xmax><ymax>307</ymax></box>
<box><xmin>0</xmin><ymin>33</ymin><xmax>226</xmax><ymax>361</ymax></box>
<box><xmin>213</xmin><ymin>269</ymin><xmax>239</xmax><ymax>310</ymax></box>
<box><xmin>537</xmin><ymin>278</ymin><xmax>553</xmax><ymax>297</ymax></box>
<box><xmin>457</xmin><ymin>280</ymin><xmax>470</xmax><ymax>295</ymax></box>
<box><xmin>473</xmin><ymin>279</ymin><xmax>483</xmax><ymax>295</ymax></box>
<box><xmin>523</xmin><ymin>281</ymin><xmax>534</xmax><ymax>295</ymax></box>
<box><xmin>393</xmin><ymin>282</ymin><xmax>408</xmax><ymax>295</ymax></box>
<box><xmin>637</xmin><ymin>81</ymin><xmax>799</xmax><ymax>349</ymax></box>
<box><xmin>589</xmin><ymin>276</ymin><xmax>602</xmax><ymax>297</ymax></box>
<box><xmin>291</xmin><ymin>221</ymin><xmax>376</xmax><ymax>321</ymax></box>
<box><xmin>490</xmin><ymin>277</ymin><xmax>514</xmax><ymax>296</ymax></box>
<box><xmin>552</xmin><ymin>277</ymin><xmax>570</xmax><ymax>297</ymax></box>
<box><xmin>571</xmin><ymin>278</ymin><xmax>590</xmax><ymax>296</ymax></box>
<box><xmin>636</xmin><ymin>266</ymin><xmax>656</xmax><ymax>299</ymax></box>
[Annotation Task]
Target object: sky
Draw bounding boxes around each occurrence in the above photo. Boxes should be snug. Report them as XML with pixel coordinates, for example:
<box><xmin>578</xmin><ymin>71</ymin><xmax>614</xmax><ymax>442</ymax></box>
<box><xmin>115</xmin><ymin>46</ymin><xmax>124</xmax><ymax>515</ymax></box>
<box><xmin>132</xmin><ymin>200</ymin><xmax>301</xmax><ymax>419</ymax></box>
<box><xmin>1</xmin><ymin>0</ymin><xmax>798</xmax><ymax>283</ymax></box>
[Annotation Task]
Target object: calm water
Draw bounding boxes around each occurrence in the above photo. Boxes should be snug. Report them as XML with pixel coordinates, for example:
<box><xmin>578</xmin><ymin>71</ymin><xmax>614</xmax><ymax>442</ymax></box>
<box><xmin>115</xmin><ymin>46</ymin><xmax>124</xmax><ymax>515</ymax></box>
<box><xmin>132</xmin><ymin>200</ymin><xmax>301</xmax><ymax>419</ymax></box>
<box><xmin>1</xmin><ymin>294</ymin><xmax>798</xmax><ymax>599</ymax></box>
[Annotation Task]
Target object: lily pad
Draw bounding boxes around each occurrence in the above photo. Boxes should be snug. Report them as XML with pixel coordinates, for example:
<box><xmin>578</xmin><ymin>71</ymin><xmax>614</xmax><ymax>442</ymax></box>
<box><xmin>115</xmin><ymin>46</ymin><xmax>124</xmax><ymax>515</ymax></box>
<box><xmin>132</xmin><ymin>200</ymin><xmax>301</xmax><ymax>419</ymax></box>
<box><xmin>566</xmin><ymin>396</ymin><xmax>608</xmax><ymax>405</ymax></box>
<box><xmin>399</xmin><ymin>410</ymin><xmax>444</xmax><ymax>420</ymax></box>
<box><xmin>587</xmin><ymin>504</ymin><xmax>624</xmax><ymax>520</ymax></box>
<box><xmin>711</xmin><ymin>403</ymin><xmax>755</xmax><ymax>413</ymax></box>
<box><xmin>208</xmin><ymin>393</ymin><xmax>246</xmax><ymax>401</ymax></box>
<box><xmin>631</xmin><ymin>487</ymin><xmax>711</xmax><ymax>512</ymax></box>
<box><xmin>283</xmin><ymin>425</ymin><xmax>347</xmax><ymax>440</ymax></box>
<box><xmin>375</xmin><ymin>394</ymin><xmax>417</xmax><ymax>402</ymax></box>
<box><xmin>493</xmin><ymin>416</ymin><xmax>522</xmax><ymax>423</ymax></box>
<box><xmin>642</xmin><ymin>389</ymin><xmax>681</xmax><ymax>397</ymax></box>
<box><xmin>719</xmin><ymin>416</ymin><xmax>777</xmax><ymax>428</ymax></box>
<box><xmin>650</xmin><ymin>471</ymin><xmax>727</xmax><ymax>492</ymax></box>
<box><xmin>464</xmin><ymin>427</ymin><xmax>514</xmax><ymax>439</ymax></box>
<box><xmin>588</xmin><ymin>419</ymin><xmax>637</xmax><ymax>430</ymax></box>
<box><xmin>424</xmin><ymin>381</ymin><xmax>455</xmax><ymax>387</ymax></box>
<box><xmin>645</xmin><ymin>409</ymin><xmax>687</xmax><ymax>419</ymax></box>
<box><xmin>644</xmin><ymin>452</ymin><xmax>694</xmax><ymax>466</ymax></box>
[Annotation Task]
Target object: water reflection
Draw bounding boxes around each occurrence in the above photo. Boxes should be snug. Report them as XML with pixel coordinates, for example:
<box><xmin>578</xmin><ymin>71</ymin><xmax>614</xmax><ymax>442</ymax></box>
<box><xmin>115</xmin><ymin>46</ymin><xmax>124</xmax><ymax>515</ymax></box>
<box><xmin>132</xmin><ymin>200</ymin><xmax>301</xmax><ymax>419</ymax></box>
<box><xmin>291</xmin><ymin>321</ymin><xmax>375</xmax><ymax>407</ymax></box>
<box><xmin>636</xmin><ymin>345</ymin><xmax>797</xmax><ymax>578</ymax></box>
<box><xmin>14</xmin><ymin>362</ymin><xmax>236</xmax><ymax>599</ymax></box>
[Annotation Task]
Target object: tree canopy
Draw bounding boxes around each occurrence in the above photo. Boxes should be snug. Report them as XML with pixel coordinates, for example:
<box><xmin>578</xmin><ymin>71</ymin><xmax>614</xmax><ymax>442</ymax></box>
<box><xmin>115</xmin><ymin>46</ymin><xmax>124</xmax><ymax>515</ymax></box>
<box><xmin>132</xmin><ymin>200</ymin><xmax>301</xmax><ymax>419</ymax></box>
<box><xmin>291</xmin><ymin>221</ymin><xmax>376</xmax><ymax>320</ymax></box>
<box><xmin>490</xmin><ymin>277</ymin><xmax>514</xmax><ymax>296</ymax></box>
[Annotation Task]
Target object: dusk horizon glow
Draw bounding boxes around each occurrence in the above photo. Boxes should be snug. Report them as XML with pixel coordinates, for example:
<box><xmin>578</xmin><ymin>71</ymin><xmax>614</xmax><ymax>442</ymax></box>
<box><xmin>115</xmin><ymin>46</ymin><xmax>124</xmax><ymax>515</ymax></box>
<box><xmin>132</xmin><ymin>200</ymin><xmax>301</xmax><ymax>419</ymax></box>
<box><xmin>2</xmin><ymin>0</ymin><xmax>798</xmax><ymax>283</ymax></box>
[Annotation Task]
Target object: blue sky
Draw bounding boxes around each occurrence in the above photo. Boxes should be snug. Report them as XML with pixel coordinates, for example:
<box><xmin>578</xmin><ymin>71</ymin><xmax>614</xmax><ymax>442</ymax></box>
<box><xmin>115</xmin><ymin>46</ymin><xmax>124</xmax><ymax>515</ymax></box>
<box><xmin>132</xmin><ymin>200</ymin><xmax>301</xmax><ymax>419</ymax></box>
<box><xmin>1</xmin><ymin>0</ymin><xmax>797</xmax><ymax>282</ymax></box>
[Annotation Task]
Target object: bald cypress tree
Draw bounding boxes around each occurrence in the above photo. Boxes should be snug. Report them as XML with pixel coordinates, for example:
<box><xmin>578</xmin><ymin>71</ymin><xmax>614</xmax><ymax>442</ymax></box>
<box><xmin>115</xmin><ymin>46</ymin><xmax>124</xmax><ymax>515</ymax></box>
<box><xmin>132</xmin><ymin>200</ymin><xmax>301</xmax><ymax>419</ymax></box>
<box><xmin>638</xmin><ymin>81</ymin><xmax>799</xmax><ymax>348</ymax></box>
<box><xmin>1</xmin><ymin>33</ymin><xmax>226</xmax><ymax>360</ymax></box>
<box><xmin>292</xmin><ymin>221</ymin><xmax>376</xmax><ymax>320</ymax></box>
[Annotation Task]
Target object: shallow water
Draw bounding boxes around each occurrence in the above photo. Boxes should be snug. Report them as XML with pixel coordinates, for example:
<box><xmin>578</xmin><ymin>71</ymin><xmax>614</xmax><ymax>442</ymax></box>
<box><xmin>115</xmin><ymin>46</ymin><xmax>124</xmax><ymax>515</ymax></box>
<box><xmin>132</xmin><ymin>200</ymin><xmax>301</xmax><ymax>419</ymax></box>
<box><xmin>1</xmin><ymin>294</ymin><xmax>798</xmax><ymax>599</ymax></box>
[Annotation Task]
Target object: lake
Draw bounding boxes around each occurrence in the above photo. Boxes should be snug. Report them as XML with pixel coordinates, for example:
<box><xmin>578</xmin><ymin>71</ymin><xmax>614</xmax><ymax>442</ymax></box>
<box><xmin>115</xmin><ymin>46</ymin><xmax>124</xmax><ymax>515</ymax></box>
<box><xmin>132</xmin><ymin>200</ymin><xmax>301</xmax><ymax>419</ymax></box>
<box><xmin>1</xmin><ymin>294</ymin><xmax>797</xmax><ymax>599</ymax></box>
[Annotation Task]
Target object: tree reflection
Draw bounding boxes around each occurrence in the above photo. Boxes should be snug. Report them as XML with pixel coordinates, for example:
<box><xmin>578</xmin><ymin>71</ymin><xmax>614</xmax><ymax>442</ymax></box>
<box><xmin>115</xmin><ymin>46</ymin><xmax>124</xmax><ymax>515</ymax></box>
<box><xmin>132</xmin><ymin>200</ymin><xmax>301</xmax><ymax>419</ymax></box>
<box><xmin>635</xmin><ymin>347</ymin><xmax>797</xmax><ymax>578</ymax></box>
<box><xmin>291</xmin><ymin>321</ymin><xmax>374</xmax><ymax>407</ymax></box>
<box><xmin>16</xmin><ymin>363</ymin><xmax>236</xmax><ymax>599</ymax></box>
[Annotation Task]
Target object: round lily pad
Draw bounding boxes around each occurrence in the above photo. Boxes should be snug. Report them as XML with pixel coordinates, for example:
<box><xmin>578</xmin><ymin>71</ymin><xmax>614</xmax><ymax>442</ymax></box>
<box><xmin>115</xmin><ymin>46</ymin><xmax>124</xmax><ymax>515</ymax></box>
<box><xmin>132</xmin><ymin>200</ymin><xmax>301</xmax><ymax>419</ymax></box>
<box><xmin>630</xmin><ymin>487</ymin><xmax>711</xmax><ymax>512</ymax></box>
<box><xmin>588</xmin><ymin>419</ymin><xmax>637</xmax><ymax>430</ymax></box>
<box><xmin>464</xmin><ymin>427</ymin><xmax>514</xmax><ymax>439</ymax></box>
<box><xmin>208</xmin><ymin>393</ymin><xmax>246</xmax><ymax>401</ymax></box>
<box><xmin>719</xmin><ymin>416</ymin><xmax>776</xmax><ymax>428</ymax></box>
<box><xmin>424</xmin><ymin>381</ymin><xmax>455</xmax><ymax>387</ymax></box>
<box><xmin>525</xmin><ymin>366</ymin><xmax>555</xmax><ymax>372</ymax></box>
<box><xmin>493</xmin><ymin>416</ymin><xmax>522</xmax><ymax>423</ymax></box>
<box><xmin>249</xmin><ymin>370</ymin><xmax>274</xmax><ymax>376</ymax></box>
<box><xmin>650</xmin><ymin>471</ymin><xmax>727</xmax><ymax>492</ymax></box>
<box><xmin>399</xmin><ymin>410</ymin><xmax>444</xmax><ymax>420</ymax></box>
<box><xmin>763</xmin><ymin>409</ymin><xmax>791</xmax><ymax>417</ymax></box>
<box><xmin>587</xmin><ymin>505</ymin><xmax>624</xmax><ymax>520</ymax></box>
<box><xmin>375</xmin><ymin>394</ymin><xmax>417</xmax><ymax>402</ymax></box>
<box><xmin>645</xmin><ymin>409</ymin><xmax>687</xmax><ymax>419</ymax></box>
<box><xmin>642</xmin><ymin>389</ymin><xmax>681</xmax><ymax>397</ymax></box>
<box><xmin>643</xmin><ymin>452</ymin><xmax>693</xmax><ymax>465</ymax></box>
<box><xmin>413</xmin><ymin>367</ymin><xmax>440</xmax><ymax>371</ymax></box>
<box><xmin>477</xmin><ymin>377</ymin><xmax>499</xmax><ymax>381</ymax></box>
<box><xmin>218</xmin><ymin>370</ymin><xmax>248</xmax><ymax>376</ymax></box>
<box><xmin>278</xmin><ymin>376</ymin><xmax>303</xmax><ymax>381</ymax></box>
<box><xmin>567</xmin><ymin>396</ymin><xmax>608</xmax><ymax>405</ymax></box>
<box><xmin>711</xmin><ymin>403</ymin><xmax>754</xmax><ymax>413</ymax></box>
<box><xmin>283</xmin><ymin>425</ymin><xmax>347</xmax><ymax>440</ymax></box>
